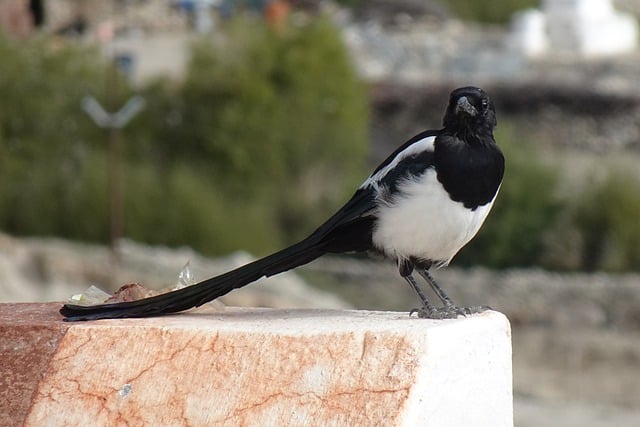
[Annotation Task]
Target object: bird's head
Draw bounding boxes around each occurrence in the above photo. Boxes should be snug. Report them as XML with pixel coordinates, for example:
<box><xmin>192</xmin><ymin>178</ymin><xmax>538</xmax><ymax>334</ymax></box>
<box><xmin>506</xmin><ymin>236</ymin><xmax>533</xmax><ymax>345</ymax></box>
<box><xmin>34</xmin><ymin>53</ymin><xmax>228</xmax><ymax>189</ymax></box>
<box><xmin>442</xmin><ymin>86</ymin><xmax>497</xmax><ymax>138</ymax></box>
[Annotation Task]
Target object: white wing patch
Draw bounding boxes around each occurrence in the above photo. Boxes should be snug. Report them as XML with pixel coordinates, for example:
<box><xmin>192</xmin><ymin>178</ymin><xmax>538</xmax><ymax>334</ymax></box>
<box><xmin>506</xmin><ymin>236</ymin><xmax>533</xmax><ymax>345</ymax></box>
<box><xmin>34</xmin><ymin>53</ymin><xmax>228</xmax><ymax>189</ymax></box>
<box><xmin>360</xmin><ymin>135</ymin><xmax>436</xmax><ymax>191</ymax></box>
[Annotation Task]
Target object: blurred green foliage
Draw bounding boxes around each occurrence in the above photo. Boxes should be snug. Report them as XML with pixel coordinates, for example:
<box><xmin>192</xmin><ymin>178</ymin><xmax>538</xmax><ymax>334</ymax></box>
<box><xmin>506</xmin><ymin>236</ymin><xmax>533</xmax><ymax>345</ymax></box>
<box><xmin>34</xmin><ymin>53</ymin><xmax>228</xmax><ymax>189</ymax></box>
<box><xmin>569</xmin><ymin>173</ymin><xmax>640</xmax><ymax>271</ymax></box>
<box><xmin>0</xmin><ymin>18</ymin><xmax>368</xmax><ymax>255</ymax></box>
<box><xmin>440</xmin><ymin>0</ymin><xmax>538</xmax><ymax>23</ymax></box>
<box><xmin>0</xmin><ymin>35</ymin><xmax>106</xmax><ymax>238</ymax></box>
<box><xmin>136</xmin><ymin>19</ymin><xmax>369</xmax><ymax>244</ymax></box>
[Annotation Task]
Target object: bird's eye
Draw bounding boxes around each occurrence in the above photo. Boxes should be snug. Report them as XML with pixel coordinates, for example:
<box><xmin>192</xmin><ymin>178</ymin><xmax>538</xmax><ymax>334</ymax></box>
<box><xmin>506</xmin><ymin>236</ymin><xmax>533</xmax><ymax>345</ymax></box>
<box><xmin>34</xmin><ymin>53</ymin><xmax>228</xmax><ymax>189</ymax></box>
<box><xmin>481</xmin><ymin>99</ymin><xmax>488</xmax><ymax>108</ymax></box>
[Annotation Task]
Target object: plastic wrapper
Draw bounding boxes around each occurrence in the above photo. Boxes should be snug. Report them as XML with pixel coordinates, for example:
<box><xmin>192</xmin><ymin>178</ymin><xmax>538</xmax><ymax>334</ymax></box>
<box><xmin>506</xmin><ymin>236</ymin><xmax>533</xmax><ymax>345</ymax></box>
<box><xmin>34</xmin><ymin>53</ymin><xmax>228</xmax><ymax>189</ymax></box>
<box><xmin>68</xmin><ymin>285</ymin><xmax>113</xmax><ymax>306</ymax></box>
<box><xmin>67</xmin><ymin>260</ymin><xmax>225</xmax><ymax>310</ymax></box>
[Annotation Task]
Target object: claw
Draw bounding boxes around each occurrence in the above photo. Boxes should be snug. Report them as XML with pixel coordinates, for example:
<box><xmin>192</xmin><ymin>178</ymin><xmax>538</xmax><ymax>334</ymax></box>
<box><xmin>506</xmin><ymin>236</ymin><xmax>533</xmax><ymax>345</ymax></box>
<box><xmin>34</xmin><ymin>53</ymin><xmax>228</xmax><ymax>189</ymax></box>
<box><xmin>409</xmin><ymin>307</ymin><xmax>434</xmax><ymax>318</ymax></box>
<box><xmin>409</xmin><ymin>304</ymin><xmax>490</xmax><ymax>319</ymax></box>
<box><xmin>464</xmin><ymin>305</ymin><xmax>492</xmax><ymax>314</ymax></box>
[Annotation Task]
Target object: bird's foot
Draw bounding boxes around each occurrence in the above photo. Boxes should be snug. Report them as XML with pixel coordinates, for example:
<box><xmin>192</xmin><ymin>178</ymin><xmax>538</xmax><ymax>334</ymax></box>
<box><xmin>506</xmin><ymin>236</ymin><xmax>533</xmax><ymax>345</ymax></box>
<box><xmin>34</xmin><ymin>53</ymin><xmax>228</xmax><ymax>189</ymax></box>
<box><xmin>410</xmin><ymin>304</ymin><xmax>491</xmax><ymax>319</ymax></box>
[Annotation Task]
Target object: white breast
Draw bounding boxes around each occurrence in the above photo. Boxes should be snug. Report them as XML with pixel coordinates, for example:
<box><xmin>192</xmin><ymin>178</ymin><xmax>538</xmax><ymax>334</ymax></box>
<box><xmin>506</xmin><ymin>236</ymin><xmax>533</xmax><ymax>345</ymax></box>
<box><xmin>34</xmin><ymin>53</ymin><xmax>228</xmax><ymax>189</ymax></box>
<box><xmin>371</xmin><ymin>169</ymin><xmax>497</xmax><ymax>266</ymax></box>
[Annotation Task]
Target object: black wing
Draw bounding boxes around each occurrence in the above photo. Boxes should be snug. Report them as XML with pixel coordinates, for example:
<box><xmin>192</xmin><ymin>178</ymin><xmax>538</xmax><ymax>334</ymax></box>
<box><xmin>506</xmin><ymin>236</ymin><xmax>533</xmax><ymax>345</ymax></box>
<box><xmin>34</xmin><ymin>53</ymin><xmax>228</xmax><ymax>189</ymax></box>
<box><xmin>370</xmin><ymin>129</ymin><xmax>440</xmax><ymax>176</ymax></box>
<box><xmin>310</xmin><ymin>130</ymin><xmax>441</xmax><ymax>250</ymax></box>
<box><xmin>366</xmin><ymin>130</ymin><xmax>439</xmax><ymax>199</ymax></box>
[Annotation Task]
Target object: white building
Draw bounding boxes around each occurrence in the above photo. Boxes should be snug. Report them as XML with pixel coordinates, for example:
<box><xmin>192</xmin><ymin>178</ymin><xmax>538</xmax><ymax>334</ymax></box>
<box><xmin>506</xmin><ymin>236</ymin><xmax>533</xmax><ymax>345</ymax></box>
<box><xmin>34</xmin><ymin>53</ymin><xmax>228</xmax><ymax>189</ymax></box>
<box><xmin>511</xmin><ymin>0</ymin><xmax>638</xmax><ymax>57</ymax></box>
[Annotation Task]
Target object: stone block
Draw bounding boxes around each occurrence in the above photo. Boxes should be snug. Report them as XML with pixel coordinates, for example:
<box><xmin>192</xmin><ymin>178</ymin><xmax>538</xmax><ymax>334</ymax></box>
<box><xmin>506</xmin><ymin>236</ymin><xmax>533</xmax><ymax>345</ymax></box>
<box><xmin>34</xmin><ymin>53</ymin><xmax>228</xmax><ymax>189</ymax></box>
<box><xmin>1</xmin><ymin>303</ymin><xmax>513</xmax><ymax>426</ymax></box>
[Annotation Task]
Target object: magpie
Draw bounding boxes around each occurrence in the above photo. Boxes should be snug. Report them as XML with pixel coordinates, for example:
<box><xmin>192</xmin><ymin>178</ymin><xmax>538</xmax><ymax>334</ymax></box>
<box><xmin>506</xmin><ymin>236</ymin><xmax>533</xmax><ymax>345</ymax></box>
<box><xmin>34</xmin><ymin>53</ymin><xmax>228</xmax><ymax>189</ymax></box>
<box><xmin>61</xmin><ymin>86</ymin><xmax>504</xmax><ymax>321</ymax></box>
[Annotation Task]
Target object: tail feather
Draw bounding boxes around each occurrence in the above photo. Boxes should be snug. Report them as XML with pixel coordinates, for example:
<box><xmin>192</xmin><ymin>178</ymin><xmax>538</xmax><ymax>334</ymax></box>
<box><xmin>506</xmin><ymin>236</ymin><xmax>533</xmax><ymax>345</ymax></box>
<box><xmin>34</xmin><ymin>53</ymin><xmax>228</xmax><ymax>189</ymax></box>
<box><xmin>60</xmin><ymin>186</ymin><xmax>377</xmax><ymax>321</ymax></box>
<box><xmin>60</xmin><ymin>239</ymin><xmax>324</xmax><ymax>321</ymax></box>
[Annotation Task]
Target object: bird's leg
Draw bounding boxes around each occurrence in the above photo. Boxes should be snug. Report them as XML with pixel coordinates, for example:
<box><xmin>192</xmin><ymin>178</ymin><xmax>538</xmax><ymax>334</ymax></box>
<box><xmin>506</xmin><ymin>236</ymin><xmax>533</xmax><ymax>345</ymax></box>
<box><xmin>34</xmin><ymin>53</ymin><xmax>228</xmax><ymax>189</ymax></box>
<box><xmin>418</xmin><ymin>268</ymin><xmax>491</xmax><ymax>318</ymax></box>
<box><xmin>402</xmin><ymin>273</ymin><xmax>437</xmax><ymax>316</ymax></box>
<box><xmin>398</xmin><ymin>258</ymin><xmax>438</xmax><ymax>318</ymax></box>
<box><xmin>418</xmin><ymin>268</ymin><xmax>455</xmax><ymax>307</ymax></box>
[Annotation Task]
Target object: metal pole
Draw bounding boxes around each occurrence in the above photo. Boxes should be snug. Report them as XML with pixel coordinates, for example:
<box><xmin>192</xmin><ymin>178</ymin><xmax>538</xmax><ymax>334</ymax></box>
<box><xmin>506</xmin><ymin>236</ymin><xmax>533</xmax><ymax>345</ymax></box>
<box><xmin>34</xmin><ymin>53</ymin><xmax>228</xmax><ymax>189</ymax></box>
<box><xmin>108</xmin><ymin>121</ymin><xmax>123</xmax><ymax>261</ymax></box>
<box><xmin>107</xmin><ymin>58</ymin><xmax>122</xmax><ymax>262</ymax></box>
<box><xmin>82</xmin><ymin>86</ymin><xmax>145</xmax><ymax>266</ymax></box>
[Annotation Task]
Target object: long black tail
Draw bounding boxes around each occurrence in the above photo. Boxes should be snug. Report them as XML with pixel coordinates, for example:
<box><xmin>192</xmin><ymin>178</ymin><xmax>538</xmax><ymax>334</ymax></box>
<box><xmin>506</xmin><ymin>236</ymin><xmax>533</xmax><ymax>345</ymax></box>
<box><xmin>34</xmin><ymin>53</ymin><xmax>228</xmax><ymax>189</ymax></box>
<box><xmin>60</xmin><ymin>238</ymin><xmax>326</xmax><ymax>321</ymax></box>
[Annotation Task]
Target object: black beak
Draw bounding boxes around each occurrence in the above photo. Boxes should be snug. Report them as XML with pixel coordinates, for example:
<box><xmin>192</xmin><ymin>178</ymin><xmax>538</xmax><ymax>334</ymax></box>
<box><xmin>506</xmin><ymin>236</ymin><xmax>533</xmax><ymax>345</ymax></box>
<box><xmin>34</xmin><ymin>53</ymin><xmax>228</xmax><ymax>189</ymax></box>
<box><xmin>455</xmin><ymin>96</ymin><xmax>477</xmax><ymax>117</ymax></box>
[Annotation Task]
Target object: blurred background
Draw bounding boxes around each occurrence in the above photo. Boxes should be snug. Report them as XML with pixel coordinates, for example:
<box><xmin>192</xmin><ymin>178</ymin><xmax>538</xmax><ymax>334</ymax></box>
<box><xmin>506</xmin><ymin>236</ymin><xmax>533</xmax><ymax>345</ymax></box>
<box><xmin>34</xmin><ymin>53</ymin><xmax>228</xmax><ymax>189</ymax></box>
<box><xmin>1</xmin><ymin>0</ymin><xmax>640</xmax><ymax>425</ymax></box>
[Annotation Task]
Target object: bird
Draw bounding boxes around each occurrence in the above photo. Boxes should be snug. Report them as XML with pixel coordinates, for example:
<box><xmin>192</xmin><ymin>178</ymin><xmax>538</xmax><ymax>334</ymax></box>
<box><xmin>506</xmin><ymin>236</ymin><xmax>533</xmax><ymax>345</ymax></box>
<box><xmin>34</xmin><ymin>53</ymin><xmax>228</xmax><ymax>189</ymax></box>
<box><xmin>60</xmin><ymin>86</ymin><xmax>504</xmax><ymax>321</ymax></box>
